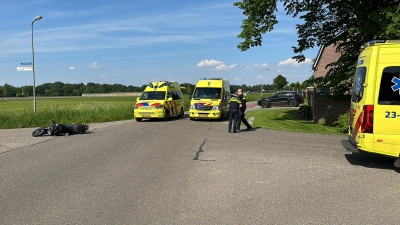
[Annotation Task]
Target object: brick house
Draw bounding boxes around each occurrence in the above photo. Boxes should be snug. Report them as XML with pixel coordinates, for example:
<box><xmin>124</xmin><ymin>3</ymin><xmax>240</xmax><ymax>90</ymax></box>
<box><xmin>307</xmin><ymin>42</ymin><xmax>350</xmax><ymax>123</ymax></box>
<box><xmin>312</xmin><ymin>43</ymin><xmax>342</xmax><ymax>79</ymax></box>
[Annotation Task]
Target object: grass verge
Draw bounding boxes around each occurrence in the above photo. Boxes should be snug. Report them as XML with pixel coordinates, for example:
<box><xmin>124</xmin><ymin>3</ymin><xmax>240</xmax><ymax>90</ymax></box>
<box><xmin>245</xmin><ymin>108</ymin><xmax>344</xmax><ymax>135</ymax></box>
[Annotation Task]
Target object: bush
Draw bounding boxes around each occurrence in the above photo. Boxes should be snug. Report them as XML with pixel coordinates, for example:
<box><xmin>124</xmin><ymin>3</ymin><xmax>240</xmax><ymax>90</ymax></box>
<box><xmin>297</xmin><ymin>105</ymin><xmax>312</xmax><ymax>119</ymax></box>
<box><xmin>334</xmin><ymin>111</ymin><xmax>350</xmax><ymax>133</ymax></box>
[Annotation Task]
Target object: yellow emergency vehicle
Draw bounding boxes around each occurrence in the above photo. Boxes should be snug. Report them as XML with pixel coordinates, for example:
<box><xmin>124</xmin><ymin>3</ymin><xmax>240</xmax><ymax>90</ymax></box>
<box><xmin>134</xmin><ymin>81</ymin><xmax>184</xmax><ymax>121</ymax></box>
<box><xmin>189</xmin><ymin>78</ymin><xmax>230</xmax><ymax>120</ymax></box>
<box><xmin>341</xmin><ymin>40</ymin><xmax>400</xmax><ymax>168</ymax></box>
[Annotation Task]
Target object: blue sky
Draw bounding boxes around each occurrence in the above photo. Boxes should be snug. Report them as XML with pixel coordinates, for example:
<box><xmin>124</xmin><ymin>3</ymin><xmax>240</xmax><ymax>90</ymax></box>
<box><xmin>0</xmin><ymin>0</ymin><xmax>318</xmax><ymax>88</ymax></box>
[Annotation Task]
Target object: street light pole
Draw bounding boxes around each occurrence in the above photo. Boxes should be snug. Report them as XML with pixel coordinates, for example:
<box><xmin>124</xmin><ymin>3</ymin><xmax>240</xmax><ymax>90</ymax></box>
<box><xmin>261</xmin><ymin>68</ymin><xmax>269</xmax><ymax>97</ymax></box>
<box><xmin>31</xmin><ymin>15</ymin><xmax>42</xmax><ymax>113</ymax></box>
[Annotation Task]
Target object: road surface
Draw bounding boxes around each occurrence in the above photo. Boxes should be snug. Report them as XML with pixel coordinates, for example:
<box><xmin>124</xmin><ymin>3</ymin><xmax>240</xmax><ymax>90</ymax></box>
<box><xmin>1</xmin><ymin>115</ymin><xmax>400</xmax><ymax>224</ymax></box>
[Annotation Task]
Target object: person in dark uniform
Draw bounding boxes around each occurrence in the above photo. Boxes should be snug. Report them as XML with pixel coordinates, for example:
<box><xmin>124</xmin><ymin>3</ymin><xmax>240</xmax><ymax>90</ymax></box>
<box><xmin>237</xmin><ymin>89</ymin><xmax>253</xmax><ymax>131</ymax></box>
<box><xmin>228</xmin><ymin>92</ymin><xmax>241</xmax><ymax>133</ymax></box>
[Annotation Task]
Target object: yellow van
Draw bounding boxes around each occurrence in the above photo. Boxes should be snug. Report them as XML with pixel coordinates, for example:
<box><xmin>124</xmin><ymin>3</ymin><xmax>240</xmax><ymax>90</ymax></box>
<box><xmin>134</xmin><ymin>81</ymin><xmax>184</xmax><ymax>121</ymax></box>
<box><xmin>342</xmin><ymin>40</ymin><xmax>400</xmax><ymax>167</ymax></box>
<box><xmin>189</xmin><ymin>78</ymin><xmax>230</xmax><ymax>120</ymax></box>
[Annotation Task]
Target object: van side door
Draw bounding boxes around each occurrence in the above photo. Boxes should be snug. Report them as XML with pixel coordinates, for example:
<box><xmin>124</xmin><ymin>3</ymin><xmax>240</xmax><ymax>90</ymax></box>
<box><xmin>373</xmin><ymin>66</ymin><xmax>400</xmax><ymax>156</ymax></box>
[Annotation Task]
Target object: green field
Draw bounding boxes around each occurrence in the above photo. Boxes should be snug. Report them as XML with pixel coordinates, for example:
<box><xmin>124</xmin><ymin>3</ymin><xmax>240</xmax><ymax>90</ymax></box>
<box><xmin>0</xmin><ymin>97</ymin><xmax>138</xmax><ymax>129</ymax></box>
<box><xmin>0</xmin><ymin>96</ymin><xmax>193</xmax><ymax>129</ymax></box>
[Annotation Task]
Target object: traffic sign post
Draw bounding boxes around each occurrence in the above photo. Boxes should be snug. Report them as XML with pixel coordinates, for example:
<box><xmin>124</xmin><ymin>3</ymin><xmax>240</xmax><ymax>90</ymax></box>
<box><xmin>17</xmin><ymin>67</ymin><xmax>33</xmax><ymax>71</ymax></box>
<box><xmin>21</xmin><ymin>62</ymin><xmax>33</xmax><ymax>65</ymax></box>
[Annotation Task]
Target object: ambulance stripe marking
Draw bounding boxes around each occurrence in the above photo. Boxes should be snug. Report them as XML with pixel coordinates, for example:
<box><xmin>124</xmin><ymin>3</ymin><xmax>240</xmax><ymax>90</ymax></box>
<box><xmin>195</xmin><ymin>102</ymin><xmax>212</xmax><ymax>106</ymax></box>
<box><xmin>353</xmin><ymin>111</ymin><xmax>363</xmax><ymax>139</ymax></box>
<box><xmin>137</xmin><ymin>102</ymin><xmax>149</xmax><ymax>106</ymax></box>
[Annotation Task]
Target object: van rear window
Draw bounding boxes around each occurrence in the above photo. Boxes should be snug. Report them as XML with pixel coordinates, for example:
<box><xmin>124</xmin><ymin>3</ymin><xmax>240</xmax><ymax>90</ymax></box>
<box><xmin>378</xmin><ymin>67</ymin><xmax>400</xmax><ymax>105</ymax></box>
<box><xmin>352</xmin><ymin>67</ymin><xmax>366</xmax><ymax>103</ymax></box>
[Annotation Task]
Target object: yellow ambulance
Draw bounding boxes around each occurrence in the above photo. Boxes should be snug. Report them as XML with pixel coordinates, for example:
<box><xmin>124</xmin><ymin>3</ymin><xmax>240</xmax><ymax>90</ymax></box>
<box><xmin>134</xmin><ymin>81</ymin><xmax>184</xmax><ymax>121</ymax></box>
<box><xmin>189</xmin><ymin>78</ymin><xmax>230</xmax><ymax>120</ymax></box>
<box><xmin>342</xmin><ymin>40</ymin><xmax>400</xmax><ymax>167</ymax></box>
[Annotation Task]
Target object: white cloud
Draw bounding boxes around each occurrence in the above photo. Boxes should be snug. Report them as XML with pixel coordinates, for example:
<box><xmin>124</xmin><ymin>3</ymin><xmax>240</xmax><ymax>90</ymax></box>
<box><xmin>234</xmin><ymin>77</ymin><xmax>242</xmax><ymax>81</ymax></box>
<box><xmin>255</xmin><ymin>75</ymin><xmax>265</xmax><ymax>80</ymax></box>
<box><xmin>197</xmin><ymin>59</ymin><xmax>236</xmax><ymax>71</ymax></box>
<box><xmin>88</xmin><ymin>62</ymin><xmax>99</xmax><ymax>69</ymax></box>
<box><xmin>197</xmin><ymin>59</ymin><xmax>223</xmax><ymax>67</ymax></box>
<box><xmin>214</xmin><ymin>64</ymin><xmax>237</xmax><ymax>71</ymax></box>
<box><xmin>246</xmin><ymin>63</ymin><xmax>269</xmax><ymax>70</ymax></box>
<box><xmin>278</xmin><ymin>58</ymin><xmax>312</xmax><ymax>67</ymax></box>
<box><xmin>69</xmin><ymin>66</ymin><xmax>75</xmax><ymax>70</ymax></box>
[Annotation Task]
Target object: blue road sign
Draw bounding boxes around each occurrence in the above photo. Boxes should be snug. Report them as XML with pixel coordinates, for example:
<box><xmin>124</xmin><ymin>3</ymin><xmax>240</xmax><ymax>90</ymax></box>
<box><xmin>21</xmin><ymin>62</ymin><xmax>33</xmax><ymax>65</ymax></box>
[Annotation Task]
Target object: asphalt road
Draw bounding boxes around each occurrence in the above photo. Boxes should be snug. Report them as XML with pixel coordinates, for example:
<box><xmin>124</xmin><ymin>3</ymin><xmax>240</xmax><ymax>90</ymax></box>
<box><xmin>1</xmin><ymin>113</ymin><xmax>400</xmax><ymax>224</ymax></box>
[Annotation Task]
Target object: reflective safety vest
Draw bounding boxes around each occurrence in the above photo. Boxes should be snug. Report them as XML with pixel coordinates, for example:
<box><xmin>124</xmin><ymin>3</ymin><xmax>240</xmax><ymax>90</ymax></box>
<box><xmin>238</xmin><ymin>94</ymin><xmax>247</xmax><ymax>111</ymax></box>
<box><xmin>229</xmin><ymin>96</ymin><xmax>241</xmax><ymax>110</ymax></box>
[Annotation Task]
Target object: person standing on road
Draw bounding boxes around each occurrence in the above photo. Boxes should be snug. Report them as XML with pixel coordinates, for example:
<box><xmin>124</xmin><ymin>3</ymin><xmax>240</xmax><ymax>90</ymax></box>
<box><xmin>237</xmin><ymin>89</ymin><xmax>253</xmax><ymax>131</ymax></box>
<box><xmin>228</xmin><ymin>92</ymin><xmax>241</xmax><ymax>133</ymax></box>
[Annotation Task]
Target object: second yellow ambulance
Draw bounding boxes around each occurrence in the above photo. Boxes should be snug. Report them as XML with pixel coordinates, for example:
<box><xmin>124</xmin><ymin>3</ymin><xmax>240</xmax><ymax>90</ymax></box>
<box><xmin>189</xmin><ymin>78</ymin><xmax>230</xmax><ymax>120</ymax></box>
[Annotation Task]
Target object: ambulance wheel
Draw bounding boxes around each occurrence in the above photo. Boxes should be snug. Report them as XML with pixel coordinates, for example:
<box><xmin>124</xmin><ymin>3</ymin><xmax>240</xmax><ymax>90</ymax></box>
<box><xmin>163</xmin><ymin>110</ymin><xmax>170</xmax><ymax>121</ymax></box>
<box><xmin>178</xmin><ymin>107</ymin><xmax>184</xmax><ymax>117</ymax></box>
<box><xmin>136</xmin><ymin>118</ymin><xmax>142</xmax><ymax>122</ymax></box>
<box><xmin>219</xmin><ymin>110</ymin><xmax>225</xmax><ymax>121</ymax></box>
<box><xmin>289</xmin><ymin>100</ymin><xmax>297</xmax><ymax>107</ymax></box>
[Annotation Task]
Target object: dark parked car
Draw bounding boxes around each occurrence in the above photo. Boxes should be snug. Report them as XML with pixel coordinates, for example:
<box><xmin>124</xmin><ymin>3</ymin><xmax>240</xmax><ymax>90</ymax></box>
<box><xmin>257</xmin><ymin>91</ymin><xmax>304</xmax><ymax>108</ymax></box>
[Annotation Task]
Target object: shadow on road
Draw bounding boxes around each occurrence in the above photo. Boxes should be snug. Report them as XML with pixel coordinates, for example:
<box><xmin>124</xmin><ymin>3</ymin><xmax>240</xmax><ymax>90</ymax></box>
<box><xmin>345</xmin><ymin>152</ymin><xmax>399</xmax><ymax>172</ymax></box>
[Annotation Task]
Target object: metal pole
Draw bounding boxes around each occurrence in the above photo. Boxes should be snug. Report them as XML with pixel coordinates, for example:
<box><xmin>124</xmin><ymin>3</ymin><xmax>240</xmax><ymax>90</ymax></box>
<box><xmin>260</xmin><ymin>70</ymin><xmax>263</xmax><ymax>97</ymax></box>
<box><xmin>261</xmin><ymin>68</ymin><xmax>269</xmax><ymax>97</ymax></box>
<box><xmin>31</xmin><ymin>16</ymin><xmax>42</xmax><ymax>113</ymax></box>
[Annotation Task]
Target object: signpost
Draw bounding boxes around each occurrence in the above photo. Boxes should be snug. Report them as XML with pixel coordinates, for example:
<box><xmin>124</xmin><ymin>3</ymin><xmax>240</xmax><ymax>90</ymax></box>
<box><xmin>17</xmin><ymin>66</ymin><xmax>33</xmax><ymax>71</ymax></box>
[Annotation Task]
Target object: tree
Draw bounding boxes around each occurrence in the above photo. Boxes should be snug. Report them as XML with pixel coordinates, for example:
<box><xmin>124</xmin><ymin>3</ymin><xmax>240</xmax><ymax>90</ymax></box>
<box><xmin>63</xmin><ymin>83</ymin><xmax>75</xmax><ymax>96</ymax></box>
<box><xmin>139</xmin><ymin>84</ymin><xmax>147</xmax><ymax>92</ymax></box>
<box><xmin>234</xmin><ymin>0</ymin><xmax>400</xmax><ymax>96</ymax></box>
<box><xmin>21</xmin><ymin>85</ymin><xmax>33</xmax><ymax>96</ymax></box>
<box><xmin>273</xmin><ymin>75</ymin><xmax>288</xmax><ymax>91</ymax></box>
<box><xmin>50</xmin><ymin>81</ymin><xmax>64</xmax><ymax>96</ymax></box>
<box><xmin>2</xmin><ymin>84</ymin><xmax>17</xmax><ymax>97</ymax></box>
<box><xmin>36</xmin><ymin>83</ymin><xmax>52</xmax><ymax>96</ymax></box>
<box><xmin>180</xmin><ymin>83</ymin><xmax>195</xmax><ymax>94</ymax></box>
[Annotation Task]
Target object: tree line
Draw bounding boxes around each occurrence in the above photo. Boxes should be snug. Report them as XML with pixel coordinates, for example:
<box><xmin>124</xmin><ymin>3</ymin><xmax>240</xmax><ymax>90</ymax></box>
<box><xmin>0</xmin><ymin>75</ymin><xmax>314</xmax><ymax>97</ymax></box>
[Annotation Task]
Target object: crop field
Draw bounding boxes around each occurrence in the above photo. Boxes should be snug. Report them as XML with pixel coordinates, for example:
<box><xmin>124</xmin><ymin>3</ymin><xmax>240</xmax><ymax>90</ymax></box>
<box><xmin>0</xmin><ymin>97</ymin><xmax>138</xmax><ymax>129</ymax></box>
<box><xmin>0</xmin><ymin>96</ymin><xmax>194</xmax><ymax>129</ymax></box>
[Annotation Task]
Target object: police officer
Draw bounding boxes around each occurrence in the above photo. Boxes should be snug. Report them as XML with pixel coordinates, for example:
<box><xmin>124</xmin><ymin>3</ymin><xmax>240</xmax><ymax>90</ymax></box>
<box><xmin>237</xmin><ymin>89</ymin><xmax>253</xmax><ymax>131</ymax></box>
<box><xmin>228</xmin><ymin>92</ymin><xmax>241</xmax><ymax>133</ymax></box>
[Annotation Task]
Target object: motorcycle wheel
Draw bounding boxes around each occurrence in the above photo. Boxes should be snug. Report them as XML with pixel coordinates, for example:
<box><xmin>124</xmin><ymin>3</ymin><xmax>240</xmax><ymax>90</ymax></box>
<box><xmin>32</xmin><ymin>127</ymin><xmax>48</xmax><ymax>137</ymax></box>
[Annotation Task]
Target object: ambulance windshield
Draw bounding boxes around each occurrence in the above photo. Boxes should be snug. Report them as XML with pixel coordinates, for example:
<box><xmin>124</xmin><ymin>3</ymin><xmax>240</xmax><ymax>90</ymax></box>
<box><xmin>193</xmin><ymin>88</ymin><xmax>221</xmax><ymax>99</ymax></box>
<box><xmin>140</xmin><ymin>91</ymin><xmax>166</xmax><ymax>100</ymax></box>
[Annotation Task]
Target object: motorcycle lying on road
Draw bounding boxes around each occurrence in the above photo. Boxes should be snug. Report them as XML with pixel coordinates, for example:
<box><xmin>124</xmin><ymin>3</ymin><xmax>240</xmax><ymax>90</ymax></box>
<box><xmin>32</xmin><ymin>119</ymin><xmax>89</xmax><ymax>137</ymax></box>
